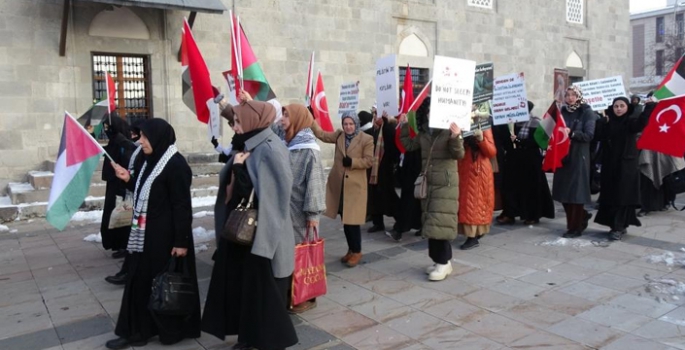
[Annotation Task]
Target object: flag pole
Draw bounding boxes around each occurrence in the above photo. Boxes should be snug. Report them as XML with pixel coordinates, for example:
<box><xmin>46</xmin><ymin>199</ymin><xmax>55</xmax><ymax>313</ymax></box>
<box><xmin>406</xmin><ymin>80</ymin><xmax>432</xmax><ymax>112</ymax></box>
<box><xmin>65</xmin><ymin>111</ymin><xmax>114</xmax><ymax>163</ymax></box>
<box><xmin>237</xmin><ymin>15</ymin><xmax>244</xmax><ymax>89</ymax></box>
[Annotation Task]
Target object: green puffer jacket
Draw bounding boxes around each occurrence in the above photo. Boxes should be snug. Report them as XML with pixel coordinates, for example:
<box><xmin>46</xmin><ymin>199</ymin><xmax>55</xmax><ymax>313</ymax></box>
<box><xmin>400</xmin><ymin>123</ymin><xmax>465</xmax><ymax>240</ymax></box>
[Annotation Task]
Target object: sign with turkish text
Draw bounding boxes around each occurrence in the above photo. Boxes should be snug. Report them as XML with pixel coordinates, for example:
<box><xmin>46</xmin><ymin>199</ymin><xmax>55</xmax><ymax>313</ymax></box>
<box><xmin>473</xmin><ymin>62</ymin><xmax>494</xmax><ymax>104</ymax></box>
<box><xmin>338</xmin><ymin>81</ymin><xmax>360</xmax><ymax>118</ymax></box>
<box><xmin>429</xmin><ymin>55</ymin><xmax>476</xmax><ymax>130</ymax></box>
<box><xmin>375</xmin><ymin>55</ymin><xmax>398</xmax><ymax>118</ymax></box>
<box><xmin>573</xmin><ymin>76</ymin><xmax>627</xmax><ymax>111</ymax></box>
<box><xmin>492</xmin><ymin>72</ymin><xmax>529</xmax><ymax>125</ymax></box>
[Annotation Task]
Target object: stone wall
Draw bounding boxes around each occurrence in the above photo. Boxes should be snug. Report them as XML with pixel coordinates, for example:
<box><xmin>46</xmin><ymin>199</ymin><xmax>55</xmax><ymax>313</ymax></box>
<box><xmin>0</xmin><ymin>0</ymin><xmax>630</xmax><ymax>192</ymax></box>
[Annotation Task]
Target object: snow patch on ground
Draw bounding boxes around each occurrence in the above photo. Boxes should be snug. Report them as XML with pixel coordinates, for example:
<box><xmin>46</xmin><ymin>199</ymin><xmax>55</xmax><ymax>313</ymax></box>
<box><xmin>0</xmin><ymin>225</ymin><xmax>9</xmax><ymax>232</ymax></box>
<box><xmin>194</xmin><ymin>244</ymin><xmax>208</xmax><ymax>253</ymax></box>
<box><xmin>8</xmin><ymin>182</ymin><xmax>35</xmax><ymax>193</ymax></box>
<box><xmin>660</xmin><ymin>315</ymin><xmax>685</xmax><ymax>327</ymax></box>
<box><xmin>192</xmin><ymin>196</ymin><xmax>216</xmax><ymax>208</ymax></box>
<box><xmin>28</xmin><ymin>171</ymin><xmax>53</xmax><ymax>177</ymax></box>
<box><xmin>646</xmin><ymin>252</ymin><xmax>685</xmax><ymax>268</ymax></box>
<box><xmin>645</xmin><ymin>275</ymin><xmax>685</xmax><ymax>302</ymax></box>
<box><xmin>536</xmin><ymin>237</ymin><xmax>594</xmax><ymax>249</ymax></box>
<box><xmin>0</xmin><ymin>196</ymin><xmax>12</xmax><ymax>207</ymax></box>
<box><xmin>192</xmin><ymin>226</ymin><xmax>215</xmax><ymax>244</ymax></box>
<box><xmin>193</xmin><ymin>211</ymin><xmax>214</xmax><ymax>219</ymax></box>
<box><xmin>83</xmin><ymin>232</ymin><xmax>102</xmax><ymax>243</ymax></box>
<box><xmin>71</xmin><ymin>210</ymin><xmax>103</xmax><ymax>223</ymax></box>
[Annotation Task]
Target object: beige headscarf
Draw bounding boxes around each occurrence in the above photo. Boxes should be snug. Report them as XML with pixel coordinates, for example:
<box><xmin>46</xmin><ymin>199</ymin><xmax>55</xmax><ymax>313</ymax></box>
<box><xmin>235</xmin><ymin>101</ymin><xmax>276</xmax><ymax>133</ymax></box>
<box><xmin>283</xmin><ymin>104</ymin><xmax>314</xmax><ymax>143</ymax></box>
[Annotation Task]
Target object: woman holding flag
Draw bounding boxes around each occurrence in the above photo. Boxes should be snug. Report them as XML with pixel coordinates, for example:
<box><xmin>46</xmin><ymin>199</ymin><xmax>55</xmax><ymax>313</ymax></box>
<box><xmin>552</xmin><ymin>86</ymin><xmax>597</xmax><ymax>238</ymax></box>
<box><xmin>594</xmin><ymin>97</ymin><xmax>654</xmax><ymax>240</ymax></box>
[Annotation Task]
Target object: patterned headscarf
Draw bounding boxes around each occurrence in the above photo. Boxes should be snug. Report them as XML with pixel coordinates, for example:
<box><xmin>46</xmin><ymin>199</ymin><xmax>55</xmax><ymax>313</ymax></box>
<box><xmin>565</xmin><ymin>85</ymin><xmax>587</xmax><ymax>112</ymax></box>
<box><xmin>341</xmin><ymin>112</ymin><xmax>360</xmax><ymax>149</ymax></box>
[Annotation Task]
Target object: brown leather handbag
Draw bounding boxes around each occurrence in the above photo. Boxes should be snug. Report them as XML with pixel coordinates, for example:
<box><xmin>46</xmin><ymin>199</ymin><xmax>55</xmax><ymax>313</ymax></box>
<box><xmin>414</xmin><ymin>138</ymin><xmax>437</xmax><ymax>200</ymax></box>
<box><xmin>222</xmin><ymin>190</ymin><xmax>257</xmax><ymax>246</ymax></box>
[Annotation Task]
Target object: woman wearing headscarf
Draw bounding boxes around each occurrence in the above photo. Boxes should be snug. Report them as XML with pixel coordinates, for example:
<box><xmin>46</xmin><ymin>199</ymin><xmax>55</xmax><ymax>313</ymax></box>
<box><xmin>594</xmin><ymin>97</ymin><xmax>654</xmax><ymax>240</ymax></box>
<box><xmin>312</xmin><ymin>112</ymin><xmax>374</xmax><ymax>268</ymax></box>
<box><xmin>458</xmin><ymin>122</ymin><xmax>497</xmax><ymax>250</ymax></box>
<box><xmin>553</xmin><ymin>86</ymin><xmax>597</xmax><ymax>238</ymax></box>
<box><xmin>279</xmin><ymin>103</ymin><xmax>326</xmax><ymax>313</ymax></box>
<box><xmin>497</xmin><ymin>101</ymin><xmax>555</xmax><ymax>225</ymax></box>
<box><xmin>399</xmin><ymin>98</ymin><xmax>465</xmax><ymax>281</ymax></box>
<box><xmin>202</xmin><ymin>101</ymin><xmax>298</xmax><ymax>350</ymax></box>
<box><xmin>107</xmin><ymin>119</ymin><xmax>200</xmax><ymax>349</ymax></box>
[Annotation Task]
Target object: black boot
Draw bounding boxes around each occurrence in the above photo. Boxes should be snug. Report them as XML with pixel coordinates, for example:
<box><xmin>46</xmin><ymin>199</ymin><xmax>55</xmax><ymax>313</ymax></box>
<box><xmin>111</xmin><ymin>249</ymin><xmax>127</xmax><ymax>259</ymax></box>
<box><xmin>563</xmin><ymin>230</ymin><xmax>582</xmax><ymax>238</ymax></box>
<box><xmin>385</xmin><ymin>230</ymin><xmax>403</xmax><ymax>242</ymax></box>
<box><xmin>105</xmin><ymin>272</ymin><xmax>128</xmax><ymax>286</ymax></box>
<box><xmin>581</xmin><ymin>212</ymin><xmax>592</xmax><ymax>231</ymax></box>
<box><xmin>105</xmin><ymin>336</ymin><xmax>147</xmax><ymax>350</ymax></box>
<box><xmin>609</xmin><ymin>229</ymin><xmax>626</xmax><ymax>241</ymax></box>
<box><xmin>368</xmin><ymin>225</ymin><xmax>385</xmax><ymax>233</ymax></box>
<box><xmin>460</xmin><ymin>237</ymin><xmax>480</xmax><ymax>250</ymax></box>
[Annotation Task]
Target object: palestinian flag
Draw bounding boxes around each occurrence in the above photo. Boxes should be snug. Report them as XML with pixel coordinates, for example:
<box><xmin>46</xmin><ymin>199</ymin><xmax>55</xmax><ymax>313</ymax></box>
<box><xmin>407</xmin><ymin>81</ymin><xmax>431</xmax><ymax>136</ymax></box>
<box><xmin>654</xmin><ymin>54</ymin><xmax>685</xmax><ymax>100</ymax></box>
<box><xmin>47</xmin><ymin>112</ymin><xmax>105</xmax><ymax>231</ymax></box>
<box><xmin>230</xmin><ymin>13</ymin><xmax>276</xmax><ymax>101</ymax></box>
<box><xmin>534</xmin><ymin>102</ymin><xmax>570</xmax><ymax>172</ymax></box>
<box><xmin>396</xmin><ymin>65</ymin><xmax>415</xmax><ymax>153</ymax></box>
<box><xmin>181</xmin><ymin>18</ymin><xmax>214</xmax><ymax>124</ymax></box>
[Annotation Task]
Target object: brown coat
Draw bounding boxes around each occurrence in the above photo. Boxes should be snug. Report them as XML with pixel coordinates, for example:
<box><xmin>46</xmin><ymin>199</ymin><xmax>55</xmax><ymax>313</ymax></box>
<box><xmin>313</xmin><ymin>125</ymin><xmax>374</xmax><ymax>225</ymax></box>
<box><xmin>458</xmin><ymin>129</ymin><xmax>497</xmax><ymax>225</ymax></box>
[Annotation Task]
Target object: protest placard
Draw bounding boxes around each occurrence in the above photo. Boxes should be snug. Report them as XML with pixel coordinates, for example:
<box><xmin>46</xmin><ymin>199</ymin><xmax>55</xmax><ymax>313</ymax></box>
<box><xmin>573</xmin><ymin>76</ymin><xmax>626</xmax><ymax>111</ymax></box>
<box><xmin>492</xmin><ymin>72</ymin><xmax>529</xmax><ymax>125</ymax></box>
<box><xmin>375</xmin><ymin>55</ymin><xmax>398</xmax><ymax>118</ymax></box>
<box><xmin>338</xmin><ymin>81</ymin><xmax>360</xmax><ymax>118</ymax></box>
<box><xmin>554</xmin><ymin>68</ymin><xmax>569</xmax><ymax>105</ymax></box>
<box><xmin>473</xmin><ymin>62</ymin><xmax>494</xmax><ymax>104</ymax></box>
<box><xmin>429</xmin><ymin>55</ymin><xmax>476</xmax><ymax>130</ymax></box>
<box><xmin>206</xmin><ymin>99</ymin><xmax>221</xmax><ymax>140</ymax></box>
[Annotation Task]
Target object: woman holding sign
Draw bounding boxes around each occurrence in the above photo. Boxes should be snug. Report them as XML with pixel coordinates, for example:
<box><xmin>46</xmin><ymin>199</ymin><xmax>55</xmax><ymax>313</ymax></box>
<box><xmin>399</xmin><ymin>98</ymin><xmax>465</xmax><ymax>281</ymax></box>
<box><xmin>553</xmin><ymin>86</ymin><xmax>596</xmax><ymax>238</ymax></box>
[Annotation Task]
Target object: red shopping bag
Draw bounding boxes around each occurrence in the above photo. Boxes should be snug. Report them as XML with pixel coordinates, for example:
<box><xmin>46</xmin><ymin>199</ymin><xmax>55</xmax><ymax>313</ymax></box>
<box><xmin>291</xmin><ymin>227</ymin><xmax>327</xmax><ymax>306</ymax></box>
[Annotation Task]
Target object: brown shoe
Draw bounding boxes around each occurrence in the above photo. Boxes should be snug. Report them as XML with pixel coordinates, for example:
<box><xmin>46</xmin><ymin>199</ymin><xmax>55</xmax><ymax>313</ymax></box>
<box><xmin>346</xmin><ymin>253</ymin><xmax>362</xmax><ymax>267</ymax></box>
<box><xmin>340</xmin><ymin>251</ymin><xmax>352</xmax><ymax>263</ymax></box>
<box><xmin>289</xmin><ymin>300</ymin><xmax>317</xmax><ymax>314</ymax></box>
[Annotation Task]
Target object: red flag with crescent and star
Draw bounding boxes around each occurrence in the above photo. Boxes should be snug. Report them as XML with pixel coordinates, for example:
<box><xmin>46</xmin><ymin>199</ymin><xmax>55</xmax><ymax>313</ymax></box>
<box><xmin>311</xmin><ymin>71</ymin><xmax>334</xmax><ymax>132</ymax></box>
<box><xmin>637</xmin><ymin>95</ymin><xmax>685</xmax><ymax>157</ymax></box>
<box><xmin>541</xmin><ymin>102</ymin><xmax>571</xmax><ymax>172</ymax></box>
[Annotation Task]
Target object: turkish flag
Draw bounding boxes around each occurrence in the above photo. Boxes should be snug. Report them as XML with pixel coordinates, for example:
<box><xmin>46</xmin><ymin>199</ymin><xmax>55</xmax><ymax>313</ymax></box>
<box><xmin>638</xmin><ymin>96</ymin><xmax>685</xmax><ymax>157</ymax></box>
<box><xmin>311</xmin><ymin>72</ymin><xmax>334</xmax><ymax>132</ymax></box>
<box><xmin>542</xmin><ymin>102</ymin><xmax>570</xmax><ymax>172</ymax></box>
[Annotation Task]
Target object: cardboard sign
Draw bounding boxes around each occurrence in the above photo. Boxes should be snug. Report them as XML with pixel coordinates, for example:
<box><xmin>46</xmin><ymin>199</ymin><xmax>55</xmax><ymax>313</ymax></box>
<box><xmin>338</xmin><ymin>81</ymin><xmax>360</xmax><ymax>118</ymax></box>
<box><xmin>375</xmin><ymin>55</ymin><xmax>398</xmax><ymax>118</ymax></box>
<box><xmin>553</xmin><ymin>68</ymin><xmax>569</xmax><ymax>106</ymax></box>
<box><xmin>429</xmin><ymin>55</ymin><xmax>476</xmax><ymax>130</ymax></box>
<box><xmin>573</xmin><ymin>76</ymin><xmax>627</xmax><ymax>111</ymax></box>
<box><xmin>492</xmin><ymin>72</ymin><xmax>529</xmax><ymax>125</ymax></box>
<box><xmin>221</xmin><ymin>70</ymin><xmax>240</xmax><ymax>106</ymax></box>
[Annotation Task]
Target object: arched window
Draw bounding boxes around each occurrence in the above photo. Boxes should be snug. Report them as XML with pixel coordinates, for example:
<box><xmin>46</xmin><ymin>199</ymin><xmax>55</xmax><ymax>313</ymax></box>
<box><xmin>399</xmin><ymin>34</ymin><xmax>429</xmax><ymax>57</ymax></box>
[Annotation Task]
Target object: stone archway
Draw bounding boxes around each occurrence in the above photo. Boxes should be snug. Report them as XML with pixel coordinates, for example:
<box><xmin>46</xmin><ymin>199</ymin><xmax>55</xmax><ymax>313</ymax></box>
<box><xmin>88</xmin><ymin>6</ymin><xmax>150</xmax><ymax>40</ymax></box>
<box><xmin>566</xmin><ymin>51</ymin><xmax>586</xmax><ymax>83</ymax></box>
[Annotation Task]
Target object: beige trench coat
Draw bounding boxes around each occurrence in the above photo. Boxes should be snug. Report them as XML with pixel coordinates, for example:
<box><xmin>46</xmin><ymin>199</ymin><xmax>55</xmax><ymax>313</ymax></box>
<box><xmin>313</xmin><ymin>125</ymin><xmax>374</xmax><ymax>225</ymax></box>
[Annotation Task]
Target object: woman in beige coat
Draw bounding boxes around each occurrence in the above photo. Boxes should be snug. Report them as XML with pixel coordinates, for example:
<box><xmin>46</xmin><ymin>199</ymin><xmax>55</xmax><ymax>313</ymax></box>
<box><xmin>312</xmin><ymin>112</ymin><xmax>374</xmax><ymax>267</ymax></box>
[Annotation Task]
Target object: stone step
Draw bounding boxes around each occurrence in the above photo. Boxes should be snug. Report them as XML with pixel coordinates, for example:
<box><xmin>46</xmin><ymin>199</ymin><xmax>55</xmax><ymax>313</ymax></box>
<box><xmin>7</xmin><ymin>182</ymin><xmax>107</xmax><ymax>205</ymax></box>
<box><xmin>29</xmin><ymin>170</ymin><xmax>104</xmax><ymax>190</ymax></box>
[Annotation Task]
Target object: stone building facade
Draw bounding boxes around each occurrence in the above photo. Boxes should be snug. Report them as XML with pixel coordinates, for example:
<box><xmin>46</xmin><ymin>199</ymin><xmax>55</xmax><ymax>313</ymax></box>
<box><xmin>0</xmin><ymin>0</ymin><xmax>630</xmax><ymax>193</ymax></box>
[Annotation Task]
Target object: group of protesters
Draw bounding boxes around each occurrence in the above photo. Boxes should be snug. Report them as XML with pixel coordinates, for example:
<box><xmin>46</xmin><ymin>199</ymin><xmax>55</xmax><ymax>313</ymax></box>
<box><xmin>92</xmin><ymin>80</ymin><xmax>685</xmax><ymax>350</ymax></box>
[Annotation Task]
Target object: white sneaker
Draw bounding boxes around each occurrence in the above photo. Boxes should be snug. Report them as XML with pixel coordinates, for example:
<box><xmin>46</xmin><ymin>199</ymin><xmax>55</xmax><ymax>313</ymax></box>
<box><xmin>425</xmin><ymin>264</ymin><xmax>437</xmax><ymax>275</ymax></box>
<box><xmin>428</xmin><ymin>261</ymin><xmax>453</xmax><ymax>281</ymax></box>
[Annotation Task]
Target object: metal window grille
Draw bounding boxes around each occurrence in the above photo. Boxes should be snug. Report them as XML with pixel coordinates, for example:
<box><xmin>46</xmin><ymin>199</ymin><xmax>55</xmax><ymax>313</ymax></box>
<box><xmin>467</xmin><ymin>0</ymin><xmax>492</xmax><ymax>9</ymax></box>
<box><xmin>566</xmin><ymin>0</ymin><xmax>583</xmax><ymax>24</ymax></box>
<box><xmin>92</xmin><ymin>53</ymin><xmax>152</xmax><ymax>125</ymax></box>
<box><xmin>399</xmin><ymin>67</ymin><xmax>430</xmax><ymax>98</ymax></box>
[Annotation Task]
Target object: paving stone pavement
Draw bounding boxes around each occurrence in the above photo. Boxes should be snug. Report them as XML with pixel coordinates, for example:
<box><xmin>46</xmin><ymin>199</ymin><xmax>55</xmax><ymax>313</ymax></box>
<box><xmin>1</xmin><ymin>199</ymin><xmax>685</xmax><ymax>350</ymax></box>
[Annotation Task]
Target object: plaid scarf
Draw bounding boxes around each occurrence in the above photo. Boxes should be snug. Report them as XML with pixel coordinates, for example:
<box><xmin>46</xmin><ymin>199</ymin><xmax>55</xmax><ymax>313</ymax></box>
<box><xmin>127</xmin><ymin>144</ymin><xmax>178</xmax><ymax>253</ymax></box>
<box><xmin>369</xmin><ymin>123</ymin><xmax>384</xmax><ymax>185</ymax></box>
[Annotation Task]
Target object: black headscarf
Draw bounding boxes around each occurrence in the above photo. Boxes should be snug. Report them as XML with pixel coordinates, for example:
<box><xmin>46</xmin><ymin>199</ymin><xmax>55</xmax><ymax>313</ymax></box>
<box><xmin>139</xmin><ymin>118</ymin><xmax>176</xmax><ymax>166</ymax></box>
<box><xmin>104</xmin><ymin>113</ymin><xmax>130</xmax><ymax>143</ymax></box>
<box><xmin>607</xmin><ymin>96</ymin><xmax>635</xmax><ymax>120</ymax></box>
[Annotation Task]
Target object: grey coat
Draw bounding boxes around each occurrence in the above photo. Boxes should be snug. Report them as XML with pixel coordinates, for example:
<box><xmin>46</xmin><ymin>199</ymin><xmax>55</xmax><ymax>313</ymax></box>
<box><xmin>552</xmin><ymin>104</ymin><xmax>597</xmax><ymax>204</ymax></box>
<box><xmin>213</xmin><ymin>129</ymin><xmax>295</xmax><ymax>279</ymax></box>
<box><xmin>288</xmin><ymin>148</ymin><xmax>326</xmax><ymax>244</ymax></box>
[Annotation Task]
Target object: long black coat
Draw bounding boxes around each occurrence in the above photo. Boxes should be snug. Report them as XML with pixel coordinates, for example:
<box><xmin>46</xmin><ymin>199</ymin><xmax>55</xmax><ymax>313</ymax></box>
<box><xmin>596</xmin><ymin>104</ymin><xmax>653</xmax><ymax>206</ymax></box>
<box><xmin>552</xmin><ymin>104</ymin><xmax>597</xmax><ymax>204</ymax></box>
<box><xmin>100</xmin><ymin>133</ymin><xmax>136</xmax><ymax>250</ymax></box>
<box><xmin>115</xmin><ymin>153</ymin><xmax>200</xmax><ymax>343</ymax></box>
<box><xmin>501</xmin><ymin>124</ymin><xmax>555</xmax><ymax>221</ymax></box>
<box><xmin>365</xmin><ymin>119</ymin><xmax>400</xmax><ymax>218</ymax></box>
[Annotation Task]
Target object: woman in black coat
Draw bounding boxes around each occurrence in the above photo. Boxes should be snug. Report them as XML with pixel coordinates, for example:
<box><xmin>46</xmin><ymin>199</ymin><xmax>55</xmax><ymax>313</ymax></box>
<box><xmin>100</xmin><ymin>115</ymin><xmax>136</xmax><ymax>259</ymax></box>
<box><xmin>498</xmin><ymin>101</ymin><xmax>555</xmax><ymax>225</ymax></box>
<box><xmin>594</xmin><ymin>97</ymin><xmax>653</xmax><ymax>240</ymax></box>
<box><xmin>107</xmin><ymin>119</ymin><xmax>200</xmax><ymax>349</ymax></box>
<box><xmin>366</xmin><ymin>112</ymin><xmax>401</xmax><ymax>234</ymax></box>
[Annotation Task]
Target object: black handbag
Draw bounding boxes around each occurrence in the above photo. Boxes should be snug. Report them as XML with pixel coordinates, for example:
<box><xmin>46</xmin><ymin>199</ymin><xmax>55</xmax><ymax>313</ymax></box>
<box><xmin>222</xmin><ymin>189</ymin><xmax>257</xmax><ymax>245</ymax></box>
<box><xmin>664</xmin><ymin>169</ymin><xmax>685</xmax><ymax>210</ymax></box>
<box><xmin>148</xmin><ymin>257</ymin><xmax>197</xmax><ymax>316</ymax></box>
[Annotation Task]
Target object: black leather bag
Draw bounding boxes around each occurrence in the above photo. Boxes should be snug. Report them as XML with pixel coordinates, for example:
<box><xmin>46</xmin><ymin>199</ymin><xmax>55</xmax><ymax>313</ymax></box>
<box><xmin>664</xmin><ymin>169</ymin><xmax>685</xmax><ymax>211</ymax></box>
<box><xmin>222</xmin><ymin>189</ymin><xmax>257</xmax><ymax>245</ymax></box>
<box><xmin>148</xmin><ymin>257</ymin><xmax>197</xmax><ymax>316</ymax></box>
